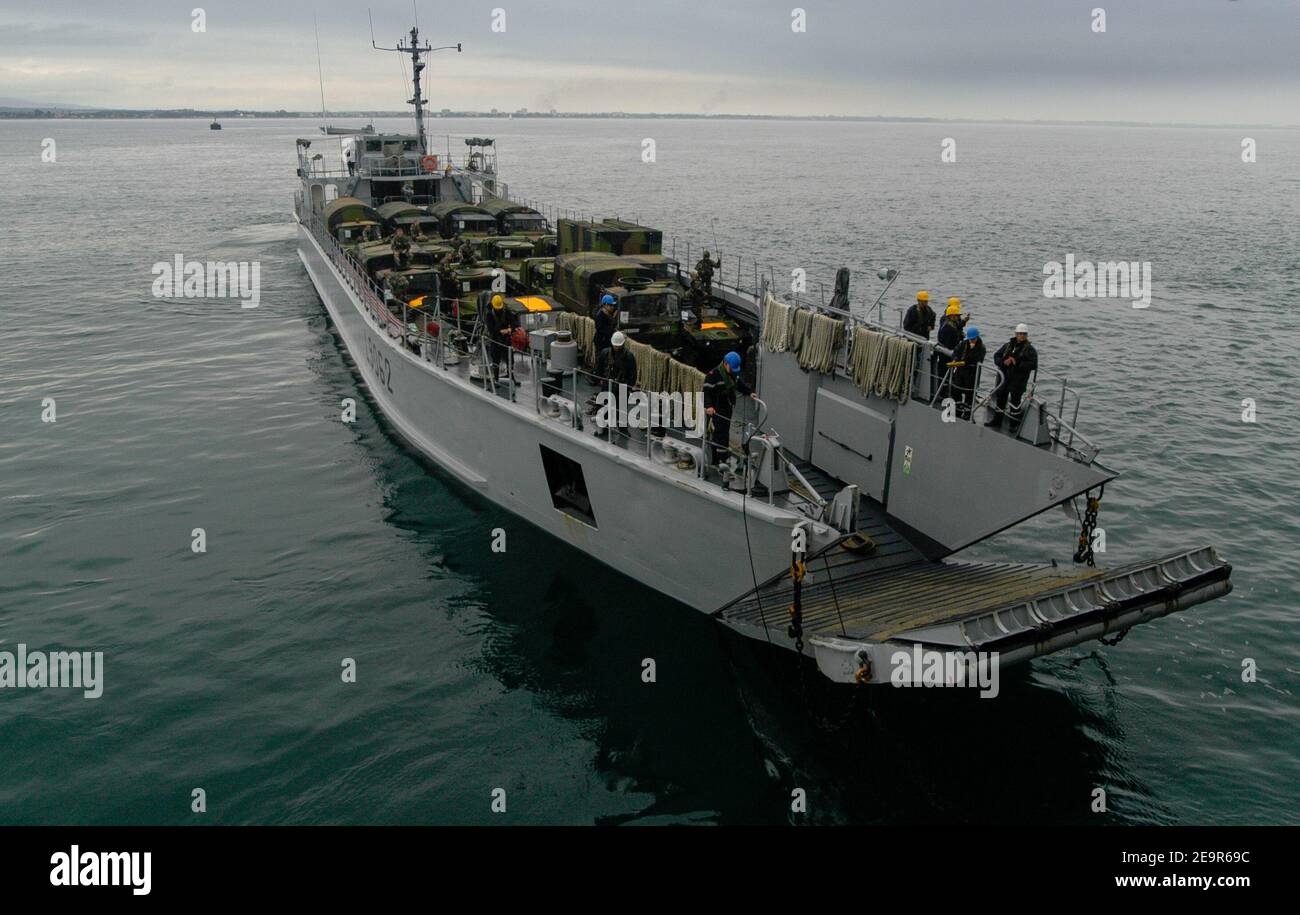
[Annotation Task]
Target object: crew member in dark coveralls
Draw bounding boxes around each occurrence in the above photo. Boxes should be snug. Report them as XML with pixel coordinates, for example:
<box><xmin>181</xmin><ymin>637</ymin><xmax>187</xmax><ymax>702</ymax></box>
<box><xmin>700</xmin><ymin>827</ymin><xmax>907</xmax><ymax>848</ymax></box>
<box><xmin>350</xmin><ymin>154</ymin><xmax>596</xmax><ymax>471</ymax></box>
<box><xmin>594</xmin><ymin>331</ymin><xmax>639</xmax><ymax>440</ymax></box>
<box><xmin>903</xmin><ymin>290</ymin><xmax>937</xmax><ymax>339</ymax></box>
<box><xmin>987</xmin><ymin>323</ymin><xmax>1038</xmax><ymax>430</ymax></box>
<box><xmin>593</xmin><ymin>294</ymin><xmax>618</xmax><ymax>354</ymax></box>
<box><xmin>933</xmin><ymin>297</ymin><xmax>967</xmax><ymax>396</ymax></box>
<box><xmin>703</xmin><ymin>351</ymin><xmax>757</xmax><ymax>470</ymax></box>
<box><xmin>941</xmin><ymin>325</ymin><xmax>985</xmax><ymax>420</ymax></box>
<box><xmin>596</xmin><ymin>331</ymin><xmax>638</xmax><ymax>388</ymax></box>
<box><xmin>484</xmin><ymin>294</ymin><xmax>518</xmax><ymax>382</ymax></box>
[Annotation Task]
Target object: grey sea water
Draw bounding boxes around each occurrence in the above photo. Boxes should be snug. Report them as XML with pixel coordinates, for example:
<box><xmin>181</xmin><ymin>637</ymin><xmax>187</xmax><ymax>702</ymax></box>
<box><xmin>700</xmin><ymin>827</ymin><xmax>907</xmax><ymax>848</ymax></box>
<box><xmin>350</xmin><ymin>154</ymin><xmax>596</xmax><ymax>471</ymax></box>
<box><xmin>0</xmin><ymin>117</ymin><xmax>1297</xmax><ymax>825</ymax></box>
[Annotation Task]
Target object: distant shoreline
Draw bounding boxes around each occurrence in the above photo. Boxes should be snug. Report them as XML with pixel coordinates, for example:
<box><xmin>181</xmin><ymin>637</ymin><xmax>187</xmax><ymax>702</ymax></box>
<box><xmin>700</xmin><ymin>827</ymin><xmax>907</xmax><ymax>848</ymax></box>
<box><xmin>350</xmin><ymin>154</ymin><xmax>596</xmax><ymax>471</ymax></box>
<box><xmin>1</xmin><ymin>109</ymin><xmax>1294</xmax><ymax>130</ymax></box>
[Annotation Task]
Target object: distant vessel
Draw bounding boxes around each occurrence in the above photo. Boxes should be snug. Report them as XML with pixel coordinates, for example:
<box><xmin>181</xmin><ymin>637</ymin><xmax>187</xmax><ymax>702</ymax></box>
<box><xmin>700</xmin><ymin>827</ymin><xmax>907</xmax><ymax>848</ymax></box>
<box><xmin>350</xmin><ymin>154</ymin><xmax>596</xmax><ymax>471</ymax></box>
<box><xmin>321</xmin><ymin>123</ymin><xmax>376</xmax><ymax>136</ymax></box>
<box><xmin>209</xmin><ymin>117</ymin><xmax>221</xmax><ymax>130</ymax></box>
<box><xmin>295</xmin><ymin>24</ymin><xmax>1231</xmax><ymax>685</ymax></box>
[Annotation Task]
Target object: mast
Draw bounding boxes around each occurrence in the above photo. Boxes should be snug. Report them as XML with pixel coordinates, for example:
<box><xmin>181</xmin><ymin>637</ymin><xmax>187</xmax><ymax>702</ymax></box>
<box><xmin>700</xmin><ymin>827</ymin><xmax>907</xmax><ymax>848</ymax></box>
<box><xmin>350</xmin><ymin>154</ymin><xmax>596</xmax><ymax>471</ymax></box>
<box><xmin>313</xmin><ymin>13</ymin><xmax>328</xmax><ymax>120</ymax></box>
<box><xmin>372</xmin><ymin>19</ymin><xmax>461</xmax><ymax>155</ymax></box>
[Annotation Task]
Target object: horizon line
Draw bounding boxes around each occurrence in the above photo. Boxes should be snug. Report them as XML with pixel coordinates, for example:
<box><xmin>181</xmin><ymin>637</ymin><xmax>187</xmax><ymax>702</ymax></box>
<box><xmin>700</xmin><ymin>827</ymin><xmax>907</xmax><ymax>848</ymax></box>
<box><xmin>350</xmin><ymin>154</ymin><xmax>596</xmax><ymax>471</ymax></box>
<box><xmin>2</xmin><ymin>106</ymin><xmax>1295</xmax><ymax>131</ymax></box>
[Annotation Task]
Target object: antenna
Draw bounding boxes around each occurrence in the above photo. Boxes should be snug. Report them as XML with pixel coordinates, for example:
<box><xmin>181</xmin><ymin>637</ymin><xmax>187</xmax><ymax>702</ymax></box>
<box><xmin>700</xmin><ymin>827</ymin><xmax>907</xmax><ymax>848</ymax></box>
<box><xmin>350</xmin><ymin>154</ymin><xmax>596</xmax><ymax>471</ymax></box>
<box><xmin>370</xmin><ymin>9</ymin><xmax>461</xmax><ymax>156</ymax></box>
<box><xmin>313</xmin><ymin>12</ymin><xmax>327</xmax><ymax>120</ymax></box>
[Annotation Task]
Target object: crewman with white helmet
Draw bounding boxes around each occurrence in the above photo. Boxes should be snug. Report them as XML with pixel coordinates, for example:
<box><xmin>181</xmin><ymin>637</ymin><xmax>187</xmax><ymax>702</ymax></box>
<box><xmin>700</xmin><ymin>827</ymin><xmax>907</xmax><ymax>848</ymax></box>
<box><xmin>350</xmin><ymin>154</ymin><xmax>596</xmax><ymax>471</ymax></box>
<box><xmin>988</xmin><ymin>323</ymin><xmax>1039</xmax><ymax>430</ymax></box>
<box><xmin>597</xmin><ymin>330</ymin><xmax>638</xmax><ymax>389</ymax></box>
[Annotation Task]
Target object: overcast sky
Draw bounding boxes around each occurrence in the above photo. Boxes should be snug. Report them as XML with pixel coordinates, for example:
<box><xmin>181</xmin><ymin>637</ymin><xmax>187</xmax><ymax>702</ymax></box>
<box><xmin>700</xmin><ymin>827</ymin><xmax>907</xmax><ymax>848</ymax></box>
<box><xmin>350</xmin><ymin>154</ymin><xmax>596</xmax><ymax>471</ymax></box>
<box><xmin>1</xmin><ymin>0</ymin><xmax>1296</xmax><ymax>124</ymax></box>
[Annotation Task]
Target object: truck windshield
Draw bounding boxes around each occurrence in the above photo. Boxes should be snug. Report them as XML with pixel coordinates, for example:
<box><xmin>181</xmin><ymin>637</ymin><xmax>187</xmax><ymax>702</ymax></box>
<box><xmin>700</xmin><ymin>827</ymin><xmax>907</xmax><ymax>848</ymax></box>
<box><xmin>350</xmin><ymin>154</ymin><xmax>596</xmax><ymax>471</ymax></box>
<box><xmin>623</xmin><ymin>292</ymin><xmax>677</xmax><ymax>320</ymax></box>
<box><xmin>508</xmin><ymin>215</ymin><xmax>547</xmax><ymax>233</ymax></box>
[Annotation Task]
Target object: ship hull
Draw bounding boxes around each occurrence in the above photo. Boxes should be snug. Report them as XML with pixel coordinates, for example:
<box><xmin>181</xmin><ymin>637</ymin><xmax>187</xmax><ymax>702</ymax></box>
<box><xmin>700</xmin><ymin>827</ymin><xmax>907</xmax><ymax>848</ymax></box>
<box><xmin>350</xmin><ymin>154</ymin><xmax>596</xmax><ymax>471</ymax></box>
<box><xmin>297</xmin><ymin>224</ymin><xmax>806</xmax><ymax>614</ymax></box>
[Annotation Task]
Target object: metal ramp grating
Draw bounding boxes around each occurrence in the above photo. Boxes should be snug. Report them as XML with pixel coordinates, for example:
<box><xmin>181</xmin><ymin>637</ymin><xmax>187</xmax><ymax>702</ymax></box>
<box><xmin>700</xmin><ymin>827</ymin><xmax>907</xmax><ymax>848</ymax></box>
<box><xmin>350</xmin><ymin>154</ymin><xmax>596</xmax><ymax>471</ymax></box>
<box><xmin>718</xmin><ymin>543</ymin><xmax>1231</xmax><ymax>647</ymax></box>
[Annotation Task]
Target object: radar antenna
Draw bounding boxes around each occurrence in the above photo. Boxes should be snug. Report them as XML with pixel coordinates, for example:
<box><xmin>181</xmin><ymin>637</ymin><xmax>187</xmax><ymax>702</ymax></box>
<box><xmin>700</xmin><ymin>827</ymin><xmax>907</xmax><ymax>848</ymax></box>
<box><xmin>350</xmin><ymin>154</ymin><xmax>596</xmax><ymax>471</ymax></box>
<box><xmin>370</xmin><ymin>10</ymin><xmax>461</xmax><ymax>155</ymax></box>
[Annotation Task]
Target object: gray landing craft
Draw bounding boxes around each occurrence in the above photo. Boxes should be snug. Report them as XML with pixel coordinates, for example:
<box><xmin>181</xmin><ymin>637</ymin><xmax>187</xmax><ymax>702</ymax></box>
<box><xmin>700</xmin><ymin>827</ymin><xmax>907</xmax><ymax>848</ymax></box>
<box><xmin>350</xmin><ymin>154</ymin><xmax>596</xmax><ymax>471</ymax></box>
<box><xmin>294</xmin><ymin>24</ymin><xmax>1232</xmax><ymax>685</ymax></box>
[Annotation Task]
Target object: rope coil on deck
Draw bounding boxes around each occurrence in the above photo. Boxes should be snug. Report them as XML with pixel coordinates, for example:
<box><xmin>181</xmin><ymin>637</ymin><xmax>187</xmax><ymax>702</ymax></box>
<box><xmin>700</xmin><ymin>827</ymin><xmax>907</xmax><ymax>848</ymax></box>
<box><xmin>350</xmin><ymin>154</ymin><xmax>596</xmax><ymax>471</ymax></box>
<box><xmin>759</xmin><ymin>293</ymin><xmax>793</xmax><ymax>352</ymax></box>
<box><xmin>849</xmin><ymin>326</ymin><xmax>915</xmax><ymax>404</ymax></box>
<box><xmin>765</xmin><ymin>302</ymin><xmax>844</xmax><ymax>374</ymax></box>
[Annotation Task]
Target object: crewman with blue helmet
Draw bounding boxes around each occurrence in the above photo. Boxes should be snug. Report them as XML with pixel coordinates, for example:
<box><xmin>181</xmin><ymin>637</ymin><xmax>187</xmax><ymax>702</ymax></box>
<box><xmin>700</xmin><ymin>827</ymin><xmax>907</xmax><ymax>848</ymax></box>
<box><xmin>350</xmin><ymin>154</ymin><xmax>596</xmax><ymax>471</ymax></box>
<box><xmin>702</xmin><ymin>350</ymin><xmax>757</xmax><ymax>472</ymax></box>
<box><xmin>943</xmin><ymin>325</ymin><xmax>986</xmax><ymax>420</ymax></box>
<box><xmin>594</xmin><ymin>293</ymin><xmax>618</xmax><ymax>355</ymax></box>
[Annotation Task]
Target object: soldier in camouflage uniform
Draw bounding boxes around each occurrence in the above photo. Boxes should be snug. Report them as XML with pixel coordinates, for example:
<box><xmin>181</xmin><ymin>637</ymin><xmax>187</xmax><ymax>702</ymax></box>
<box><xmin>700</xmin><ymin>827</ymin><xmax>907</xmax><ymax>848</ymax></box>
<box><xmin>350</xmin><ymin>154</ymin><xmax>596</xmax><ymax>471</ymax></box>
<box><xmin>388</xmin><ymin>271</ymin><xmax>410</xmax><ymax>304</ymax></box>
<box><xmin>695</xmin><ymin>251</ymin><xmax>721</xmax><ymax>298</ymax></box>
<box><xmin>457</xmin><ymin>236</ymin><xmax>477</xmax><ymax>268</ymax></box>
<box><xmin>437</xmin><ymin>253</ymin><xmax>456</xmax><ymax>305</ymax></box>
<box><xmin>411</xmin><ymin>222</ymin><xmax>424</xmax><ymax>241</ymax></box>
<box><xmin>391</xmin><ymin>227</ymin><xmax>412</xmax><ymax>270</ymax></box>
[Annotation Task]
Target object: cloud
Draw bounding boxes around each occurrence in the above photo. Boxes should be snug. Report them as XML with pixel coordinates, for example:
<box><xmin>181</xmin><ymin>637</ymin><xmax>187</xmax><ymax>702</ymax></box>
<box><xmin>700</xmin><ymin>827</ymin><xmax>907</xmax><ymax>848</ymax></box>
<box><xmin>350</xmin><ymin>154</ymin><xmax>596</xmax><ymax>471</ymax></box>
<box><xmin>0</xmin><ymin>0</ymin><xmax>1295</xmax><ymax>123</ymax></box>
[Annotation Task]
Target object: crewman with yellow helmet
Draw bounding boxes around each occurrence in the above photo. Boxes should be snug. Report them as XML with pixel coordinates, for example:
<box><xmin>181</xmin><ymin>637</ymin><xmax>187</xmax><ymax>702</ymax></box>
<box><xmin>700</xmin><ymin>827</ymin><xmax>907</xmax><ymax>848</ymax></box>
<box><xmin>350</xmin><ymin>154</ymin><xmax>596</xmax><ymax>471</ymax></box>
<box><xmin>903</xmin><ymin>290</ymin><xmax>936</xmax><ymax>340</ymax></box>
<box><xmin>932</xmin><ymin>297</ymin><xmax>968</xmax><ymax>395</ymax></box>
<box><xmin>483</xmin><ymin>293</ymin><xmax>519</xmax><ymax>383</ymax></box>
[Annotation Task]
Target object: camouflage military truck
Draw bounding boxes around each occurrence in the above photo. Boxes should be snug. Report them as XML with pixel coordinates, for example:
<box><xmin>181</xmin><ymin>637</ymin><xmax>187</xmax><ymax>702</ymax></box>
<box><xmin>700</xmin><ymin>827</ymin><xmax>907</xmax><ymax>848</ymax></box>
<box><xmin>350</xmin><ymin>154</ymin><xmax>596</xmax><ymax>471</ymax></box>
<box><xmin>478</xmin><ymin>196</ymin><xmax>550</xmax><ymax>237</ymax></box>
<box><xmin>483</xmin><ymin>238</ymin><xmax>543</xmax><ymax>289</ymax></box>
<box><xmin>551</xmin><ymin>216</ymin><xmax>745</xmax><ymax>366</ymax></box>
<box><xmin>552</xmin><ymin>252</ymin><xmax>685</xmax><ymax>355</ymax></box>
<box><xmin>439</xmin><ymin>262</ymin><xmax>501</xmax><ymax>326</ymax></box>
<box><xmin>323</xmin><ymin>197</ymin><xmax>382</xmax><ymax>246</ymax></box>
<box><xmin>378</xmin><ymin>264</ymin><xmax>442</xmax><ymax>303</ymax></box>
<box><xmin>426</xmin><ymin>201</ymin><xmax>498</xmax><ymax>239</ymax></box>
<box><xmin>556</xmin><ymin>218</ymin><xmax>662</xmax><ymax>257</ymax></box>
<box><xmin>533</xmin><ymin>235</ymin><xmax>558</xmax><ymax>257</ymax></box>
<box><xmin>516</xmin><ymin>257</ymin><xmax>556</xmax><ymax>296</ymax></box>
<box><xmin>376</xmin><ymin>201</ymin><xmax>441</xmax><ymax>239</ymax></box>
<box><xmin>355</xmin><ymin>236</ymin><xmax>453</xmax><ymax>282</ymax></box>
<box><xmin>623</xmin><ymin>253</ymin><xmax>744</xmax><ymax>361</ymax></box>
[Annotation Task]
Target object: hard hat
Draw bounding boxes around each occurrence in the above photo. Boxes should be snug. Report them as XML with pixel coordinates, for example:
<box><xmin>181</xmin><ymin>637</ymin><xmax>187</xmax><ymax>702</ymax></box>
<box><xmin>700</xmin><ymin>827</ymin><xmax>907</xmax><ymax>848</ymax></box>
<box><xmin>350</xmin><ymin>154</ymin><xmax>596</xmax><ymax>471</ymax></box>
<box><xmin>916</xmin><ymin>291</ymin><xmax>929</xmax><ymax>302</ymax></box>
<box><xmin>966</xmin><ymin>326</ymin><xmax>980</xmax><ymax>340</ymax></box>
<box><xmin>1015</xmin><ymin>323</ymin><xmax>1029</xmax><ymax>334</ymax></box>
<box><xmin>947</xmin><ymin>296</ymin><xmax>961</xmax><ymax>311</ymax></box>
<box><xmin>611</xmin><ymin>331</ymin><xmax>626</xmax><ymax>347</ymax></box>
<box><xmin>600</xmin><ymin>294</ymin><xmax>616</xmax><ymax>306</ymax></box>
<box><xmin>723</xmin><ymin>351</ymin><xmax>742</xmax><ymax>373</ymax></box>
<box><xmin>491</xmin><ymin>294</ymin><xmax>504</xmax><ymax>310</ymax></box>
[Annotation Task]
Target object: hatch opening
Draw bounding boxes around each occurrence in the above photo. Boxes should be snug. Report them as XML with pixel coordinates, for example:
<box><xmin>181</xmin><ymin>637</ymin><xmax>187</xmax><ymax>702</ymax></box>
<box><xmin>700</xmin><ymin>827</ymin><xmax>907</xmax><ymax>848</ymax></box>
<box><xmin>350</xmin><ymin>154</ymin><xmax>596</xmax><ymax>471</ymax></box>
<box><xmin>539</xmin><ymin>445</ymin><xmax>597</xmax><ymax>528</ymax></box>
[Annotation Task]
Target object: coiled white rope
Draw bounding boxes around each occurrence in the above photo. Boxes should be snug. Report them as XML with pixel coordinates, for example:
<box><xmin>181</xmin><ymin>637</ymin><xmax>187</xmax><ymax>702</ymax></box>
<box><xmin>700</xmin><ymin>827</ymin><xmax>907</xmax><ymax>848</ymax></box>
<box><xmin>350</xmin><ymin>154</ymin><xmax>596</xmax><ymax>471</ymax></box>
<box><xmin>760</xmin><ymin>293</ymin><xmax>792</xmax><ymax>353</ymax></box>
<box><xmin>797</xmin><ymin>312</ymin><xmax>845</xmax><ymax>374</ymax></box>
<box><xmin>850</xmin><ymin>326</ymin><xmax>915</xmax><ymax>404</ymax></box>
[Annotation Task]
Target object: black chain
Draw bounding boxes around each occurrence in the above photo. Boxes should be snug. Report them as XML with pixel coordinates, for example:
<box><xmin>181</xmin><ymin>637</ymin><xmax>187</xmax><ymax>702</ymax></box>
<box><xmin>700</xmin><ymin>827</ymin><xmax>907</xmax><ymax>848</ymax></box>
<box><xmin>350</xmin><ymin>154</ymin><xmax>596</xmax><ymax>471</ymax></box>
<box><xmin>1098</xmin><ymin>628</ymin><xmax>1130</xmax><ymax>647</ymax></box>
<box><xmin>787</xmin><ymin>553</ymin><xmax>805</xmax><ymax>653</ymax></box>
<box><xmin>1073</xmin><ymin>484</ymin><xmax>1104</xmax><ymax>567</ymax></box>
